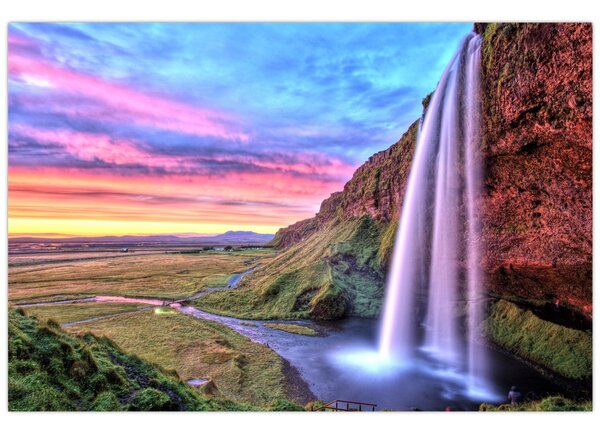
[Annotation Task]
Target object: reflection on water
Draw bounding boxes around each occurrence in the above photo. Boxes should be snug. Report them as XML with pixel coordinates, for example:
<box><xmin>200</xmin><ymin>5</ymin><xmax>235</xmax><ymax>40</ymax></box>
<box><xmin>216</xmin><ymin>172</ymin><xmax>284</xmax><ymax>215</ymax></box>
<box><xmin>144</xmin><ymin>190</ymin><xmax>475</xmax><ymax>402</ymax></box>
<box><xmin>187</xmin><ymin>378</ymin><xmax>209</xmax><ymax>387</ymax></box>
<box><xmin>94</xmin><ymin>296</ymin><xmax>165</xmax><ymax>306</ymax></box>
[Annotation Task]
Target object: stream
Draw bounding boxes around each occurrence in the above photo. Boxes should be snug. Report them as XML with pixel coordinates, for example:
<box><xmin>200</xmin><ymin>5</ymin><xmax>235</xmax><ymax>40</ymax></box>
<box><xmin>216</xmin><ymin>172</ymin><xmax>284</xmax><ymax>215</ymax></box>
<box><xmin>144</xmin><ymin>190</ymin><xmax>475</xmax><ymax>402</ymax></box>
<box><xmin>17</xmin><ymin>265</ymin><xmax>562</xmax><ymax>411</ymax></box>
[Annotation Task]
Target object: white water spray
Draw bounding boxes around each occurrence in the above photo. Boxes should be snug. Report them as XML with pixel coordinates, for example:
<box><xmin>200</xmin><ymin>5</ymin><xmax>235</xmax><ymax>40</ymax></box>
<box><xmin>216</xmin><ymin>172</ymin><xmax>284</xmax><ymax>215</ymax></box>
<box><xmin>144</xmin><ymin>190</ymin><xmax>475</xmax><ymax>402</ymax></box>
<box><xmin>379</xmin><ymin>33</ymin><xmax>489</xmax><ymax>393</ymax></box>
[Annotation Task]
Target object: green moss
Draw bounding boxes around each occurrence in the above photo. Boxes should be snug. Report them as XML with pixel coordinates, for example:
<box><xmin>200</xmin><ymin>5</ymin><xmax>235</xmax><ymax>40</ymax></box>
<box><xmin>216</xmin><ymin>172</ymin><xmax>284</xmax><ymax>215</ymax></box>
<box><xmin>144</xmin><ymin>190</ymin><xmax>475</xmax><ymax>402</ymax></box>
<box><xmin>421</xmin><ymin>91</ymin><xmax>434</xmax><ymax>111</ymax></box>
<box><xmin>130</xmin><ymin>388</ymin><xmax>173</xmax><ymax>411</ymax></box>
<box><xmin>8</xmin><ymin>308</ymin><xmax>257</xmax><ymax>411</ymax></box>
<box><xmin>485</xmin><ymin>300</ymin><xmax>592</xmax><ymax>379</ymax></box>
<box><xmin>480</xmin><ymin>396</ymin><xmax>592</xmax><ymax>412</ymax></box>
<box><xmin>92</xmin><ymin>391</ymin><xmax>123</xmax><ymax>411</ymax></box>
<box><xmin>481</xmin><ymin>22</ymin><xmax>498</xmax><ymax>73</ymax></box>
<box><xmin>309</xmin><ymin>281</ymin><xmax>346</xmax><ymax>318</ymax></box>
<box><xmin>304</xmin><ymin>400</ymin><xmax>327</xmax><ymax>411</ymax></box>
<box><xmin>320</xmin><ymin>217</ymin><xmax>386</xmax><ymax>318</ymax></box>
<box><xmin>267</xmin><ymin>399</ymin><xmax>306</xmax><ymax>411</ymax></box>
<box><xmin>264</xmin><ymin>323</ymin><xmax>318</xmax><ymax>336</ymax></box>
<box><xmin>377</xmin><ymin>220</ymin><xmax>397</xmax><ymax>267</ymax></box>
<box><xmin>331</xmin><ymin>216</ymin><xmax>381</xmax><ymax>269</ymax></box>
<box><xmin>503</xmin><ymin>223</ymin><xmax>528</xmax><ymax>234</ymax></box>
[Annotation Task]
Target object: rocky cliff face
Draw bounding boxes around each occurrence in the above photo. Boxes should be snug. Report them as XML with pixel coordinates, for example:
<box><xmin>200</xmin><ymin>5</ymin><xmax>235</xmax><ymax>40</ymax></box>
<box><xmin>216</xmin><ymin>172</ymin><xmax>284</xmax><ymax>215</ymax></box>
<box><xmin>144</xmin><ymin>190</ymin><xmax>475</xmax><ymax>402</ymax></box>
<box><xmin>270</xmin><ymin>23</ymin><xmax>592</xmax><ymax>318</ymax></box>
<box><xmin>477</xmin><ymin>23</ymin><xmax>592</xmax><ymax>315</ymax></box>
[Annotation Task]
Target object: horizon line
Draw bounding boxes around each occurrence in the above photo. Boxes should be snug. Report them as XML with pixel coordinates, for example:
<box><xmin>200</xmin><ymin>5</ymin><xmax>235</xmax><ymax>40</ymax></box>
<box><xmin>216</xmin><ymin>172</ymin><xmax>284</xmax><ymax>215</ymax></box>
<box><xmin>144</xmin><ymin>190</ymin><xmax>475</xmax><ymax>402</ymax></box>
<box><xmin>7</xmin><ymin>230</ymin><xmax>278</xmax><ymax>239</ymax></box>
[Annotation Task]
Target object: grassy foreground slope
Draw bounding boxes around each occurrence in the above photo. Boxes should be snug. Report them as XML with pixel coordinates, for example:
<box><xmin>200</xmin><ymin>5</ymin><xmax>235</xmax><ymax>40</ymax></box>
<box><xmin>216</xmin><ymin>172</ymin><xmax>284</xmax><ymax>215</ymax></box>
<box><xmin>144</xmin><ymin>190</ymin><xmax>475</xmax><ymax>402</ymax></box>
<box><xmin>66</xmin><ymin>309</ymin><xmax>291</xmax><ymax>405</ymax></box>
<box><xmin>195</xmin><ymin>216</ymin><xmax>388</xmax><ymax>320</ymax></box>
<box><xmin>8</xmin><ymin>308</ymin><xmax>255</xmax><ymax>411</ymax></box>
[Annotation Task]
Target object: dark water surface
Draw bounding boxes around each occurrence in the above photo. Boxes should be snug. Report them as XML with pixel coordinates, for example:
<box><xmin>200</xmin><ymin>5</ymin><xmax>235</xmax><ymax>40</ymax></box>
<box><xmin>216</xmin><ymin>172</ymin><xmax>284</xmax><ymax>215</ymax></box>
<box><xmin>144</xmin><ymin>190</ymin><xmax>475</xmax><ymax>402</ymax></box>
<box><xmin>176</xmin><ymin>306</ymin><xmax>561</xmax><ymax>410</ymax></box>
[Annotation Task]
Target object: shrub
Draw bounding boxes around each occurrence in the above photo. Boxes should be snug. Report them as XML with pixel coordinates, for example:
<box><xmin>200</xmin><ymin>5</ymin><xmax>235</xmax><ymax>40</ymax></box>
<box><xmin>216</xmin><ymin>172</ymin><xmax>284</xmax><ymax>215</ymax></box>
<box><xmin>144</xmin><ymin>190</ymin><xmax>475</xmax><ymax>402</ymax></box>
<box><xmin>129</xmin><ymin>388</ymin><xmax>173</xmax><ymax>411</ymax></box>
<box><xmin>92</xmin><ymin>392</ymin><xmax>123</xmax><ymax>411</ymax></box>
<box><xmin>267</xmin><ymin>399</ymin><xmax>305</xmax><ymax>411</ymax></box>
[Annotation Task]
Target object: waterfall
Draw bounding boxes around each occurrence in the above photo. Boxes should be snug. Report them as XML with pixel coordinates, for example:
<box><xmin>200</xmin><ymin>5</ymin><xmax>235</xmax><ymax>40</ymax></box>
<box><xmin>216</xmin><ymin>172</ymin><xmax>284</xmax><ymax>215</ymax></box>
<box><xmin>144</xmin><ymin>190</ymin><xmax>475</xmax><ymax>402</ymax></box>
<box><xmin>378</xmin><ymin>33</ymin><xmax>488</xmax><ymax>393</ymax></box>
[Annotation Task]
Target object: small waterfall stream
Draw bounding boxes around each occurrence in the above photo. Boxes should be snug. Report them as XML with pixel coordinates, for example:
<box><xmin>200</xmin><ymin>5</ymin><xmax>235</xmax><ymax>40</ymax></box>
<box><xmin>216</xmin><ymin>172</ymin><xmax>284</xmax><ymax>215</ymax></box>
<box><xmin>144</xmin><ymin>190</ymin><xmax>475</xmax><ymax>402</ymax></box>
<box><xmin>378</xmin><ymin>33</ymin><xmax>490</xmax><ymax>395</ymax></box>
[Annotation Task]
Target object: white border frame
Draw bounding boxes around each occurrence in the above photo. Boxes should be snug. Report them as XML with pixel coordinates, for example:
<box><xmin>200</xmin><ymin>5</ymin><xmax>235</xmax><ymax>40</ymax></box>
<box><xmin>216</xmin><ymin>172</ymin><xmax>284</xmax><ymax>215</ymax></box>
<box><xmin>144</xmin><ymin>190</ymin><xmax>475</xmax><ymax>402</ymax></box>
<box><xmin>2</xmin><ymin>1</ymin><xmax>597</xmax><ymax>431</ymax></box>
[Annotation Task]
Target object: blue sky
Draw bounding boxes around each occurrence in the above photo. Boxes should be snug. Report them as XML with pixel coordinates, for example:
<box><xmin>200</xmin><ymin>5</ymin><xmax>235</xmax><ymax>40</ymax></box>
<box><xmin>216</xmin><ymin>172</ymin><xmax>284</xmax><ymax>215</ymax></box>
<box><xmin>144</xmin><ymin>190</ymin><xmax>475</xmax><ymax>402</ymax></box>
<box><xmin>8</xmin><ymin>22</ymin><xmax>473</xmax><ymax>236</ymax></box>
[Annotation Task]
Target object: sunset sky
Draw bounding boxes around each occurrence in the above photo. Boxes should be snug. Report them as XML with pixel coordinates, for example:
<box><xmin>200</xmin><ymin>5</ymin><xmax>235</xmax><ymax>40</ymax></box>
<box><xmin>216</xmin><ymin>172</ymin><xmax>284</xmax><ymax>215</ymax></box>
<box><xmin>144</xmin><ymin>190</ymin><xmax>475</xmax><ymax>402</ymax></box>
<box><xmin>8</xmin><ymin>22</ymin><xmax>472</xmax><ymax>237</ymax></box>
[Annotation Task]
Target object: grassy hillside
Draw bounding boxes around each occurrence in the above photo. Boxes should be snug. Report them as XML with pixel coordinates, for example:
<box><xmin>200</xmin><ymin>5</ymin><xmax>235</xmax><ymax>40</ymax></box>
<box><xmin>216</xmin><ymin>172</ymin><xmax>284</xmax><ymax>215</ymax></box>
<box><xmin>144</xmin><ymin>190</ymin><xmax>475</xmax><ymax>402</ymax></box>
<box><xmin>8</xmin><ymin>308</ymin><xmax>253</xmax><ymax>411</ymax></box>
<box><xmin>194</xmin><ymin>216</ymin><xmax>389</xmax><ymax>320</ymax></box>
<box><xmin>66</xmin><ymin>309</ymin><xmax>290</xmax><ymax>405</ymax></box>
<box><xmin>485</xmin><ymin>300</ymin><xmax>592</xmax><ymax>380</ymax></box>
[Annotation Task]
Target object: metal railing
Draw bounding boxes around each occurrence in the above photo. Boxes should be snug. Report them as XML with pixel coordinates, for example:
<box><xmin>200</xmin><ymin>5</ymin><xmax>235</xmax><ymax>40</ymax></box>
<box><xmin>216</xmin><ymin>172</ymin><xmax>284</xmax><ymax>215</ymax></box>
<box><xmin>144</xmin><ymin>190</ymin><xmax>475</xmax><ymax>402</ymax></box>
<box><xmin>312</xmin><ymin>399</ymin><xmax>377</xmax><ymax>412</ymax></box>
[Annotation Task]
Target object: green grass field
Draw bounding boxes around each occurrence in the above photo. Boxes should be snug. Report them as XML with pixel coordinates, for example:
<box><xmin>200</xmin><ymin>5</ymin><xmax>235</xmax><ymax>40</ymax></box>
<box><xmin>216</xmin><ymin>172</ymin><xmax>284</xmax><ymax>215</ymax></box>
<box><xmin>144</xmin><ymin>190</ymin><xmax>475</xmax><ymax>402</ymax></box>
<box><xmin>9</xmin><ymin>250</ymin><xmax>274</xmax><ymax>304</ymax></box>
<box><xmin>7</xmin><ymin>249</ymin><xmax>310</xmax><ymax>409</ymax></box>
<box><xmin>20</xmin><ymin>302</ymin><xmax>150</xmax><ymax>324</ymax></box>
<box><xmin>66</xmin><ymin>309</ymin><xmax>289</xmax><ymax>406</ymax></box>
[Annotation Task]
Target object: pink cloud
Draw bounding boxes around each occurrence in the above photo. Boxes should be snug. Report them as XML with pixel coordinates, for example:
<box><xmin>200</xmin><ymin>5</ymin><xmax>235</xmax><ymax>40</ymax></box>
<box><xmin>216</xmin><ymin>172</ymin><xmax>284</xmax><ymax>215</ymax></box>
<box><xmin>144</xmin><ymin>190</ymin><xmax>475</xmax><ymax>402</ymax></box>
<box><xmin>8</xmin><ymin>51</ymin><xmax>248</xmax><ymax>141</ymax></box>
<box><xmin>12</xmin><ymin>124</ymin><xmax>356</xmax><ymax>179</ymax></box>
<box><xmin>8</xmin><ymin>166</ymin><xmax>349</xmax><ymax>229</ymax></box>
<box><xmin>8</xmin><ymin>33</ymin><xmax>35</xmax><ymax>47</ymax></box>
<box><xmin>248</xmin><ymin>152</ymin><xmax>355</xmax><ymax>177</ymax></box>
<box><xmin>12</xmin><ymin>125</ymin><xmax>191</xmax><ymax>170</ymax></box>
<box><xmin>7</xmin><ymin>28</ymin><xmax>366</xmax><ymax>235</ymax></box>
<box><xmin>8</xmin><ymin>165</ymin><xmax>347</xmax><ymax>208</ymax></box>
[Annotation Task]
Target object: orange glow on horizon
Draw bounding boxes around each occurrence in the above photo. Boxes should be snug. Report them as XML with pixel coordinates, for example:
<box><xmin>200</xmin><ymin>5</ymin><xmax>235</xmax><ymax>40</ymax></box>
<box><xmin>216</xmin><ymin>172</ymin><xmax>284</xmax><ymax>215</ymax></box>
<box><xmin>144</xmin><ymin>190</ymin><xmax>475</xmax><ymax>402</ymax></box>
<box><xmin>8</xmin><ymin>218</ymin><xmax>281</xmax><ymax>237</ymax></box>
<box><xmin>8</xmin><ymin>165</ymin><xmax>344</xmax><ymax>238</ymax></box>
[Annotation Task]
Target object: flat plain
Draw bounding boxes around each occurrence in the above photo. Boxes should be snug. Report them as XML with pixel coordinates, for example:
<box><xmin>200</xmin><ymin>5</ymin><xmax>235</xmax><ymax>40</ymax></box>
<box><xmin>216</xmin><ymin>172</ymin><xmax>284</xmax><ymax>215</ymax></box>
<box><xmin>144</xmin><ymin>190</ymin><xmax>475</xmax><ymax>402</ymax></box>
<box><xmin>9</xmin><ymin>249</ymin><xmax>274</xmax><ymax>304</ymax></box>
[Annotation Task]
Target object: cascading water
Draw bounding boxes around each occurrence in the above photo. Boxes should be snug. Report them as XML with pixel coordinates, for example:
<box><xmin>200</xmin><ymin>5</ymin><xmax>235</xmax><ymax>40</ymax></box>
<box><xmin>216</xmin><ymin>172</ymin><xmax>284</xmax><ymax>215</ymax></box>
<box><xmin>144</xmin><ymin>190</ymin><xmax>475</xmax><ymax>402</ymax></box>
<box><xmin>378</xmin><ymin>32</ymin><xmax>490</xmax><ymax>394</ymax></box>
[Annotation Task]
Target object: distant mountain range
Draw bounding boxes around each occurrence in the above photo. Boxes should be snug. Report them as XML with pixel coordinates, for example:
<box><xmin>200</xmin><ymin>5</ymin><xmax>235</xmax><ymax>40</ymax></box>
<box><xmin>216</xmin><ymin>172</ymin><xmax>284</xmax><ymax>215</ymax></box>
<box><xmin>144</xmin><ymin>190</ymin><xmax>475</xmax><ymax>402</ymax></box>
<box><xmin>9</xmin><ymin>231</ymin><xmax>275</xmax><ymax>245</ymax></box>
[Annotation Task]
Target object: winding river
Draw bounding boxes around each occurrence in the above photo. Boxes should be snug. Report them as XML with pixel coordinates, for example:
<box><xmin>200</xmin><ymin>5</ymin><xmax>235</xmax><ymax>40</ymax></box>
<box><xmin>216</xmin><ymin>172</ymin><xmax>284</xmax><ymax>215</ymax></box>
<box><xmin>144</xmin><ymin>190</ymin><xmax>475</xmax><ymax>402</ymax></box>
<box><xmin>17</xmin><ymin>265</ymin><xmax>561</xmax><ymax>411</ymax></box>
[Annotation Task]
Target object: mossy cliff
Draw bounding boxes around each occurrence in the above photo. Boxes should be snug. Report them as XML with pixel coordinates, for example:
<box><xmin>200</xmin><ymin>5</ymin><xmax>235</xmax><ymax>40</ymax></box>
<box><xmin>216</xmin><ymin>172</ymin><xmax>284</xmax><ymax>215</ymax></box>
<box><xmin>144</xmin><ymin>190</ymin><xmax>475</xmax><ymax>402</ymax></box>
<box><xmin>271</xmin><ymin>119</ymin><xmax>419</xmax><ymax>251</ymax></box>
<box><xmin>199</xmin><ymin>24</ymin><xmax>592</xmax><ymax>341</ymax></box>
<box><xmin>485</xmin><ymin>300</ymin><xmax>592</xmax><ymax>381</ymax></box>
<box><xmin>197</xmin><ymin>216</ymin><xmax>390</xmax><ymax>319</ymax></box>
